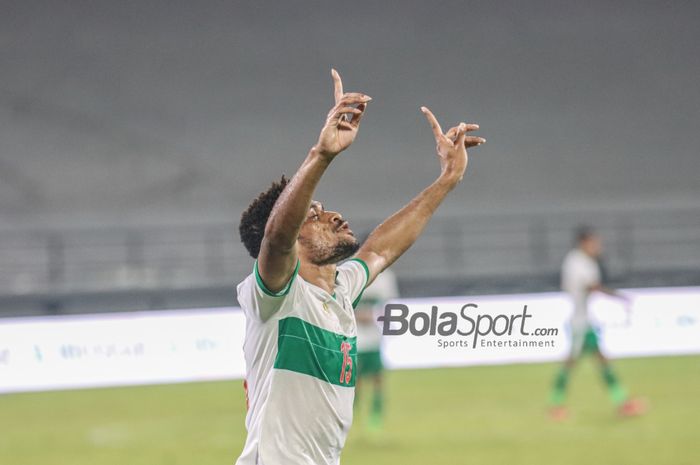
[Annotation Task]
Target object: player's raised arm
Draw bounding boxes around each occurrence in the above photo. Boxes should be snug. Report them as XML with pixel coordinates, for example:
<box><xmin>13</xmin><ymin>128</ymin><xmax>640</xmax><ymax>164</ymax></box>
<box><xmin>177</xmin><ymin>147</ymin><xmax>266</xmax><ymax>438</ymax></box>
<box><xmin>257</xmin><ymin>69</ymin><xmax>371</xmax><ymax>292</ymax></box>
<box><xmin>355</xmin><ymin>106</ymin><xmax>485</xmax><ymax>285</ymax></box>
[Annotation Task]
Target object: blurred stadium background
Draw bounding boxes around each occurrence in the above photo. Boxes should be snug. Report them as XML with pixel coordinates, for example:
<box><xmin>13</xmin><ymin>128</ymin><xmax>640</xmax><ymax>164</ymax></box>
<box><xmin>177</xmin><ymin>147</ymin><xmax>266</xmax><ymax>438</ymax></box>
<box><xmin>1</xmin><ymin>1</ymin><xmax>699</xmax><ymax>464</ymax></box>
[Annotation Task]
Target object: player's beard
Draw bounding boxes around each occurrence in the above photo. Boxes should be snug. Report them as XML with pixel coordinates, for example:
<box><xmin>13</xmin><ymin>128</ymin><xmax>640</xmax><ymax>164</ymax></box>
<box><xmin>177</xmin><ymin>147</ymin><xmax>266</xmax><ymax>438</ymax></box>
<box><xmin>303</xmin><ymin>235</ymin><xmax>360</xmax><ymax>266</ymax></box>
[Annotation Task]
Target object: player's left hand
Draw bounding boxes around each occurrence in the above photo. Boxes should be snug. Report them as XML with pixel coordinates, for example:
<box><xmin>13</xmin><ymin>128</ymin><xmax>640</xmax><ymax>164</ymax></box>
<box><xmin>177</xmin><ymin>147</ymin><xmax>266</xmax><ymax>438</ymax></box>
<box><xmin>421</xmin><ymin>106</ymin><xmax>485</xmax><ymax>186</ymax></box>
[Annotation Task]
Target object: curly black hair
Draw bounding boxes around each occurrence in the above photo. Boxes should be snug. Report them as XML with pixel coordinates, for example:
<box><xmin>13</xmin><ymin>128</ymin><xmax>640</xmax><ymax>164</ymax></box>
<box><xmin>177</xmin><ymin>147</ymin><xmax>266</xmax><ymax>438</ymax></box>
<box><xmin>239</xmin><ymin>175</ymin><xmax>289</xmax><ymax>258</ymax></box>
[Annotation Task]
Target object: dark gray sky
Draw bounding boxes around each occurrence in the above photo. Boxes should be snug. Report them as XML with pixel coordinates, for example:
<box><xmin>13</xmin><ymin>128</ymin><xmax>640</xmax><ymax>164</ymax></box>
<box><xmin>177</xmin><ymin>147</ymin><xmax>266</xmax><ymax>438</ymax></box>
<box><xmin>1</xmin><ymin>0</ymin><xmax>698</xmax><ymax>229</ymax></box>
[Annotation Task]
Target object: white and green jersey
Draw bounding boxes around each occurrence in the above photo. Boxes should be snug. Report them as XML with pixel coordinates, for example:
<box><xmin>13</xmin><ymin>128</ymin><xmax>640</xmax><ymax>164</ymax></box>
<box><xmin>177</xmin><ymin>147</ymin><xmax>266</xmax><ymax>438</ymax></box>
<box><xmin>561</xmin><ymin>249</ymin><xmax>601</xmax><ymax>329</ymax></box>
<box><xmin>235</xmin><ymin>258</ymin><xmax>369</xmax><ymax>465</ymax></box>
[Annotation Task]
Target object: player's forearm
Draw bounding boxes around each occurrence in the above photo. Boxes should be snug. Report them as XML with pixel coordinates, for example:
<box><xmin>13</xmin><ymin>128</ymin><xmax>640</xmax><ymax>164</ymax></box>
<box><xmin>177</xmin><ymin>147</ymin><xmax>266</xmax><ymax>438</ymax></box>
<box><xmin>593</xmin><ymin>284</ymin><xmax>625</xmax><ymax>300</ymax></box>
<box><xmin>263</xmin><ymin>148</ymin><xmax>331</xmax><ymax>251</ymax></box>
<box><xmin>361</xmin><ymin>176</ymin><xmax>456</xmax><ymax>270</ymax></box>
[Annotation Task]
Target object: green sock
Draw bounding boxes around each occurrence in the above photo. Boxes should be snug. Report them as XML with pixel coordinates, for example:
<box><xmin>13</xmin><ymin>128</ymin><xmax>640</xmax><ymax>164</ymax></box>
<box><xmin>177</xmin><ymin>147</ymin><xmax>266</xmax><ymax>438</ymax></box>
<box><xmin>369</xmin><ymin>389</ymin><xmax>383</xmax><ymax>428</ymax></box>
<box><xmin>550</xmin><ymin>367</ymin><xmax>570</xmax><ymax>406</ymax></box>
<box><xmin>601</xmin><ymin>365</ymin><xmax>627</xmax><ymax>406</ymax></box>
<box><xmin>371</xmin><ymin>389</ymin><xmax>383</xmax><ymax>416</ymax></box>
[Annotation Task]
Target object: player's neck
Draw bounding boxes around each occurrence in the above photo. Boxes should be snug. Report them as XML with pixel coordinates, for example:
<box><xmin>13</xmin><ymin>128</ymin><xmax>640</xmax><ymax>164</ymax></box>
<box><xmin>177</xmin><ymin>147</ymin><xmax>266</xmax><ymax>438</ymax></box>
<box><xmin>577</xmin><ymin>247</ymin><xmax>596</xmax><ymax>259</ymax></box>
<box><xmin>299</xmin><ymin>260</ymin><xmax>337</xmax><ymax>295</ymax></box>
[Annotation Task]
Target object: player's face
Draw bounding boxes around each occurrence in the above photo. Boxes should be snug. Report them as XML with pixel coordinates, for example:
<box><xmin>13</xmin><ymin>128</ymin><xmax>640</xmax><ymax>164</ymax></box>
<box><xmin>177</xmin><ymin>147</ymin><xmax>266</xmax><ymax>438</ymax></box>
<box><xmin>582</xmin><ymin>235</ymin><xmax>603</xmax><ymax>257</ymax></box>
<box><xmin>298</xmin><ymin>201</ymin><xmax>359</xmax><ymax>265</ymax></box>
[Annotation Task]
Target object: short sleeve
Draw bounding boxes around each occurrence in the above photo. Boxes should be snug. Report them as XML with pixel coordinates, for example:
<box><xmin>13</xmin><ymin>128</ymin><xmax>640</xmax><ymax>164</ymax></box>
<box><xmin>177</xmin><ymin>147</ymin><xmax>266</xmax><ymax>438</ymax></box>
<box><xmin>360</xmin><ymin>268</ymin><xmax>399</xmax><ymax>305</ymax></box>
<box><xmin>237</xmin><ymin>259</ymin><xmax>300</xmax><ymax>321</ymax></box>
<box><xmin>336</xmin><ymin>258</ymin><xmax>370</xmax><ymax>309</ymax></box>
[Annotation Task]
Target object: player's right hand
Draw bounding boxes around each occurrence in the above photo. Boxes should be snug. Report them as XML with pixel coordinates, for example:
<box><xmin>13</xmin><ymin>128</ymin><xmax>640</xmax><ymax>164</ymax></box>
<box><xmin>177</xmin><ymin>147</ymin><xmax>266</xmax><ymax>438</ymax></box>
<box><xmin>314</xmin><ymin>69</ymin><xmax>371</xmax><ymax>160</ymax></box>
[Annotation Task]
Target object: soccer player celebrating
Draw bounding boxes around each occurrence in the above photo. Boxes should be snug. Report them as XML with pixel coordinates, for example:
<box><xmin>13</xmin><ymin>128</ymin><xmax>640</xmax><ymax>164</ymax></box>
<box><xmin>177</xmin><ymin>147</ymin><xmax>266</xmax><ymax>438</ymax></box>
<box><xmin>549</xmin><ymin>226</ymin><xmax>646</xmax><ymax>420</ymax></box>
<box><xmin>235</xmin><ymin>69</ymin><xmax>485</xmax><ymax>464</ymax></box>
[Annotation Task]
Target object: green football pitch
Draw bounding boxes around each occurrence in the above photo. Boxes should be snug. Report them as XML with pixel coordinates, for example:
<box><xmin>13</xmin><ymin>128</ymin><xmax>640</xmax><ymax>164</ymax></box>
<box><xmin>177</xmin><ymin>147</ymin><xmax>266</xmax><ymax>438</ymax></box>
<box><xmin>2</xmin><ymin>355</ymin><xmax>699</xmax><ymax>465</ymax></box>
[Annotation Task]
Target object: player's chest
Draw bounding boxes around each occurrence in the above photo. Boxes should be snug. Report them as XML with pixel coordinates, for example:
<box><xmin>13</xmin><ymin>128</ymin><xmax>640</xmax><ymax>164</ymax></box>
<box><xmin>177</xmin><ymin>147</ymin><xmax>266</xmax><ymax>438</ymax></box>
<box><xmin>296</xmin><ymin>291</ymin><xmax>356</xmax><ymax>337</ymax></box>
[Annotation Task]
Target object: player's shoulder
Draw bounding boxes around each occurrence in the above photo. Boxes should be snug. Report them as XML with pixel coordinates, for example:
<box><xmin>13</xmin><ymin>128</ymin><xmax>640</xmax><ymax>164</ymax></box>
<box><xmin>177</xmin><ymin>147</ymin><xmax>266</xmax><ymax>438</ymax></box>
<box><xmin>563</xmin><ymin>248</ymin><xmax>580</xmax><ymax>262</ymax></box>
<box><xmin>238</xmin><ymin>259</ymin><xmax>305</xmax><ymax>300</ymax></box>
<box><xmin>236</xmin><ymin>264</ymin><xmax>307</xmax><ymax>321</ymax></box>
<box><xmin>563</xmin><ymin>249</ymin><xmax>592</xmax><ymax>267</ymax></box>
<box><xmin>336</xmin><ymin>258</ymin><xmax>369</xmax><ymax>287</ymax></box>
<box><xmin>335</xmin><ymin>258</ymin><xmax>371</xmax><ymax>309</ymax></box>
<box><xmin>337</xmin><ymin>257</ymin><xmax>369</xmax><ymax>276</ymax></box>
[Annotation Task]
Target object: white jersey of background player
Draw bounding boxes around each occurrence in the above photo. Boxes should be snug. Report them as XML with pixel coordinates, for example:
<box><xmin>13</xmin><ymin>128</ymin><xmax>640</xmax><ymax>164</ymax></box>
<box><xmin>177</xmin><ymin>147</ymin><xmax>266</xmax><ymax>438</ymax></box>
<box><xmin>355</xmin><ymin>268</ymin><xmax>399</xmax><ymax>353</ymax></box>
<box><xmin>561</xmin><ymin>247</ymin><xmax>601</xmax><ymax>330</ymax></box>
<box><xmin>549</xmin><ymin>227</ymin><xmax>644</xmax><ymax>420</ymax></box>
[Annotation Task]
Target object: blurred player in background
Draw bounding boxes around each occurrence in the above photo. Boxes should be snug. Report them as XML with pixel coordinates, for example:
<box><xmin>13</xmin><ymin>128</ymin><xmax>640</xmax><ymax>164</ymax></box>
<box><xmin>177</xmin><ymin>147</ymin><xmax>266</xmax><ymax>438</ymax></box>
<box><xmin>549</xmin><ymin>226</ymin><xmax>646</xmax><ymax>420</ymax></box>
<box><xmin>235</xmin><ymin>69</ymin><xmax>485</xmax><ymax>464</ymax></box>
<box><xmin>354</xmin><ymin>264</ymin><xmax>399</xmax><ymax>432</ymax></box>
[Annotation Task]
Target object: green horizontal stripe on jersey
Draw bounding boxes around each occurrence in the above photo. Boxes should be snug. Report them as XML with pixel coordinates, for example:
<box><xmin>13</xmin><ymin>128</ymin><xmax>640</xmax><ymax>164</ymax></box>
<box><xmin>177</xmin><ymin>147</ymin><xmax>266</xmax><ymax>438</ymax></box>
<box><xmin>274</xmin><ymin>317</ymin><xmax>357</xmax><ymax>387</ymax></box>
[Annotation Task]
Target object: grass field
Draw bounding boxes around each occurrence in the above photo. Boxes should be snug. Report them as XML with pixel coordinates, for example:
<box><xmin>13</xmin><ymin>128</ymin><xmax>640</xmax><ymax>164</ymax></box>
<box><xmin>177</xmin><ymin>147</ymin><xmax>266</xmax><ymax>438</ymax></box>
<box><xmin>2</xmin><ymin>355</ymin><xmax>699</xmax><ymax>465</ymax></box>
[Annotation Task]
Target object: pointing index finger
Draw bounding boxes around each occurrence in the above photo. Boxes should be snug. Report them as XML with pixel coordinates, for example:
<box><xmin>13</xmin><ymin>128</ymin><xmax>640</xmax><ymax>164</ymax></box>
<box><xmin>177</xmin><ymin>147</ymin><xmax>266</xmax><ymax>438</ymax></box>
<box><xmin>331</xmin><ymin>68</ymin><xmax>343</xmax><ymax>104</ymax></box>
<box><xmin>421</xmin><ymin>106</ymin><xmax>444</xmax><ymax>139</ymax></box>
